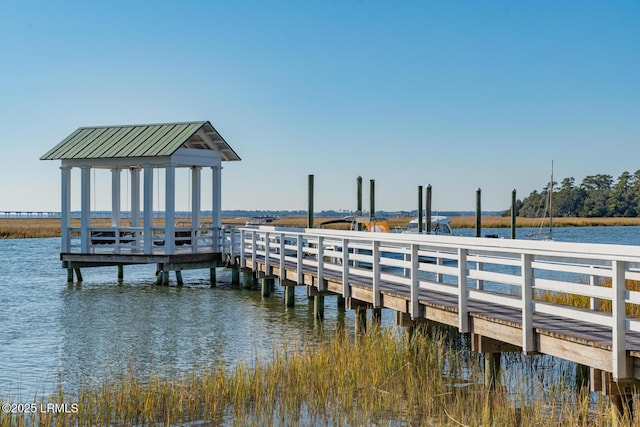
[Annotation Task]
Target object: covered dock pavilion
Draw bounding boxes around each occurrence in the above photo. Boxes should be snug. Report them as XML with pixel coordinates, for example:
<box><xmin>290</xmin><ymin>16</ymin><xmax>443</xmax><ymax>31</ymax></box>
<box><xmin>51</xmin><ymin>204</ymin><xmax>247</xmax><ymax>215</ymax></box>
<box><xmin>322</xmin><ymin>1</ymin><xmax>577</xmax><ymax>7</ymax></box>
<box><xmin>40</xmin><ymin>120</ymin><xmax>241</xmax><ymax>284</ymax></box>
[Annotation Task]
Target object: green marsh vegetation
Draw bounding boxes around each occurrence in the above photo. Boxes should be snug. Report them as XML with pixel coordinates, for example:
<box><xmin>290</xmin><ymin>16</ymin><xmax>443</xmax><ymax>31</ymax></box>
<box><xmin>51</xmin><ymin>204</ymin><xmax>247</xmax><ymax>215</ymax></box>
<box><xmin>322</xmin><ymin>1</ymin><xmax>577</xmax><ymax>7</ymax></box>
<box><xmin>3</xmin><ymin>216</ymin><xmax>640</xmax><ymax>238</ymax></box>
<box><xmin>0</xmin><ymin>324</ymin><xmax>628</xmax><ymax>426</ymax></box>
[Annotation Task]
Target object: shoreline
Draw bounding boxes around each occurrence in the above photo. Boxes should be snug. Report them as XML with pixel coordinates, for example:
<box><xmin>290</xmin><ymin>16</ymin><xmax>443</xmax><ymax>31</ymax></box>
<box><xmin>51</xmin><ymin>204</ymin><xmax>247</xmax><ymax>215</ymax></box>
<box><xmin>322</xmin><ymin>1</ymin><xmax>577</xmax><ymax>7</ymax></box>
<box><xmin>2</xmin><ymin>216</ymin><xmax>640</xmax><ymax>239</ymax></box>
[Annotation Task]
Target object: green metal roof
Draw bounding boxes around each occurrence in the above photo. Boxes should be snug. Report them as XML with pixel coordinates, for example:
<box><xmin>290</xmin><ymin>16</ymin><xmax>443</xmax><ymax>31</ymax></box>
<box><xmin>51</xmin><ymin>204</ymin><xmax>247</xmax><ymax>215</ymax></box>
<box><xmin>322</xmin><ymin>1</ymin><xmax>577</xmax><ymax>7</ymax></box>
<box><xmin>40</xmin><ymin>121</ymin><xmax>240</xmax><ymax>161</ymax></box>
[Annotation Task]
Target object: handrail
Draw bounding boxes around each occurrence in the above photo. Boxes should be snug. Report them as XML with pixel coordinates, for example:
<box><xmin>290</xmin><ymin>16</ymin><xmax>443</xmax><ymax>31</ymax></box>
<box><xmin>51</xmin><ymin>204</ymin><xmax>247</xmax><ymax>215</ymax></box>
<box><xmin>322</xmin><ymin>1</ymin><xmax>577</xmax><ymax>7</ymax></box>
<box><xmin>224</xmin><ymin>225</ymin><xmax>640</xmax><ymax>380</ymax></box>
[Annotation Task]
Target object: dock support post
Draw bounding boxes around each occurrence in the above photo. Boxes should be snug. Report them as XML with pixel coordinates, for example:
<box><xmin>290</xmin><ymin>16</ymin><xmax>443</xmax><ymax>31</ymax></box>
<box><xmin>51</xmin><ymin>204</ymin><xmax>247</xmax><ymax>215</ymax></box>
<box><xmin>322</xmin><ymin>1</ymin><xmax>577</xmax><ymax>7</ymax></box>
<box><xmin>74</xmin><ymin>268</ymin><xmax>83</xmax><ymax>283</ymax></box>
<box><xmin>162</xmin><ymin>270</ymin><xmax>169</xmax><ymax>286</ymax></box>
<box><xmin>484</xmin><ymin>354</ymin><xmax>501</xmax><ymax>390</ymax></box>
<box><xmin>117</xmin><ymin>265</ymin><xmax>124</xmax><ymax>282</ymax></box>
<box><xmin>575</xmin><ymin>363</ymin><xmax>590</xmax><ymax>390</ymax></box>
<box><xmin>337</xmin><ymin>295</ymin><xmax>345</xmax><ymax>311</ymax></box>
<box><xmin>231</xmin><ymin>265</ymin><xmax>240</xmax><ymax>285</ymax></box>
<box><xmin>475</xmin><ymin>187</ymin><xmax>482</xmax><ymax>237</ymax></box>
<box><xmin>372</xmin><ymin>308</ymin><xmax>382</xmax><ymax>326</ymax></box>
<box><xmin>511</xmin><ymin>189</ymin><xmax>517</xmax><ymax>239</ymax></box>
<box><xmin>314</xmin><ymin>296</ymin><xmax>324</xmax><ymax>321</ymax></box>
<box><xmin>262</xmin><ymin>277</ymin><xmax>273</xmax><ymax>298</ymax></box>
<box><xmin>472</xmin><ymin>335</ymin><xmax>518</xmax><ymax>390</ymax></box>
<box><xmin>611</xmin><ymin>394</ymin><xmax>634</xmax><ymax>424</ymax></box>
<box><xmin>210</xmin><ymin>267</ymin><xmax>217</xmax><ymax>288</ymax></box>
<box><xmin>242</xmin><ymin>268</ymin><xmax>254</xmax><ymax>289</ymax></box>
<box><xmin>175</xmin><ymin>270</ymin><xmax>183</xmax><ymax>287</ymax></box>
<box><xmin>355</xmin><ymin>306</ymin><xmax>367</xmax><ymax>336</ymax></box>
<box><xmin>67</xmin><ymin>268</ymin><xmax>74</xmax><ymax>283</ymax></box>
<box><xmin>285</xmin><ymin>285</ymin><xmax>295</xmax><ymax>307</ymax></box>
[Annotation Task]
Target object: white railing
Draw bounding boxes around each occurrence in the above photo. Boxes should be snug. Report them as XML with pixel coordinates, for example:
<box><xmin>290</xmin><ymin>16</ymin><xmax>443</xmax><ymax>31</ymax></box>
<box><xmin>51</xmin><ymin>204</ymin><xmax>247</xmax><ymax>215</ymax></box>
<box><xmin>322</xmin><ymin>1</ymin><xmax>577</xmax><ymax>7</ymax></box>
<box><xmin>223</xmin><ymin>225</ymin><xmax>640</xmax><ymax>380</ymax></box>
<box><xmin>67</xmin><ymin>225</ymin><xmax>221</xmax><ymax>254</ymax></box>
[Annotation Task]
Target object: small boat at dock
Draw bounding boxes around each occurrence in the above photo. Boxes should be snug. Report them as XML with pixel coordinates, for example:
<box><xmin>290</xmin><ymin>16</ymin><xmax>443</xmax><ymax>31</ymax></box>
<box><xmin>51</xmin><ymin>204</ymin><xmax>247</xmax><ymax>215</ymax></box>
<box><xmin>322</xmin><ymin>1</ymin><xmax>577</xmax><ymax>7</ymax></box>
<box><xmin>402</xmin><ymin>215</ymin><xmax>453</xmax><ymax>235</ymax></box>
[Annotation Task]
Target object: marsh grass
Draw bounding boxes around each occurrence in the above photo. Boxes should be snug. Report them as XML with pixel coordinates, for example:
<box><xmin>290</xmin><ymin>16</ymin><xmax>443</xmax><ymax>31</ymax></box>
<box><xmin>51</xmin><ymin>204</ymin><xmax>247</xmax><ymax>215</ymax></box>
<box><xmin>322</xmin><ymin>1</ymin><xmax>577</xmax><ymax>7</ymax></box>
<box><xmin>0</xmin><ymin>325</ymin><xmax>623</xmax><ymax>426</ymax></box>
<box><xmin>3</xmin><ymin>216</ymin><xmax>640</xmax><ymax>238</ymax></box>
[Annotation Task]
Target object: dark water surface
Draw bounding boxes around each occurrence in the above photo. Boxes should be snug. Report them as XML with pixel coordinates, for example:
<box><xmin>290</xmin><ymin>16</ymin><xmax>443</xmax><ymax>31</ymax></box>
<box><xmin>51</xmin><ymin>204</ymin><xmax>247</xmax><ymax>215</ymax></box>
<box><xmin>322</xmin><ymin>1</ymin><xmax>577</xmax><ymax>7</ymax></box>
<box><xmin>2</xmin><ymin>227</ymin><xmax>640</xmax><ymax>399</ymax></box>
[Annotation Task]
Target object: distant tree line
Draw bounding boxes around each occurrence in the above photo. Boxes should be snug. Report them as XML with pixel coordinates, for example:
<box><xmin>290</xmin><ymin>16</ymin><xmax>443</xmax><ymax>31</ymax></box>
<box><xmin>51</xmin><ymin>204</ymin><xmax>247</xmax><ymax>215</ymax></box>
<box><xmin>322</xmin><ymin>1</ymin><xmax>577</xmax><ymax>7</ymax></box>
<box><xmin>507</xmin><ymin>171</ymin><xmax>640</xmax><ymax>218</ymax></box>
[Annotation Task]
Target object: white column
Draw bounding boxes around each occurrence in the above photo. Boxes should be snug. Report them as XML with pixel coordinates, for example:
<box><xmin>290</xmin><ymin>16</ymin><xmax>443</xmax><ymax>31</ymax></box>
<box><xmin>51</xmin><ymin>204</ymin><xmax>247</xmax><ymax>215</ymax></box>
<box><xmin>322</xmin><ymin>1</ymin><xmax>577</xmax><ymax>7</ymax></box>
<box><xmin>80</xmin><ymin>166</ymin><xmax>91</xmax><ymax>253</ymax></box>
<box><xmin>60</xmin><ymin>166</ymin><xmax>71</xmax><ymax>252</ymax></box>
<box><xmin>212</xmin><ymin>166</ymin><xmax>222</xmax><ymax>252</ymax></box>
<box><xmin>143</xmin><ymin>165</ymin><xmax>154</xmax><ymax>254</ymax></box>
<box><xmin>191</xmin><ymin>167</ymin><xmax>202</xmax><ymax>252</ymax></box>
<box><xmin>165</xmin><ymin>165</ymin><xmax>176</xmax><ymax>254</ymax></box>
<box><xmin>130</xmin><ymin>168</ymin><xmax>140</xmax><ymax>228</ymax></box>
<box><xmin>111</xmin><ymin>168</ymin><xmax>121</xmax><ymax>227</ymax></box>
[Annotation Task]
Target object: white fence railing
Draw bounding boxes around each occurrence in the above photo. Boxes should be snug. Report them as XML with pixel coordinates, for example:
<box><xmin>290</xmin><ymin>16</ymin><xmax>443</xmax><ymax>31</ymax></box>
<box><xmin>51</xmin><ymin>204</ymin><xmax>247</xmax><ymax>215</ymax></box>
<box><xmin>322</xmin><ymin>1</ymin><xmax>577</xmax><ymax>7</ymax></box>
<box><xmin>66</xmin><ymin>225</ymin><xmax>221</xmax><ymax>254</ymax></box>
<box><xmin>223</xmin><ymin>225</ymin><xmax>640</xmax><ymax>379</ymax></box>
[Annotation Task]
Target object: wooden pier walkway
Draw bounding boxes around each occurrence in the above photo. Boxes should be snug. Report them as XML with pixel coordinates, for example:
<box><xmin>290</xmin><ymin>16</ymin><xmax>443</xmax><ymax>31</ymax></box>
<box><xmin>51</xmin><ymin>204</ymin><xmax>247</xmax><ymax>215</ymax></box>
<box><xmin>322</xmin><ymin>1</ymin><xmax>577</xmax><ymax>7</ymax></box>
<box><xmin>223</xmin><ymin>225</ymin><xmax>640</xmax><ymax>393</ymax></box>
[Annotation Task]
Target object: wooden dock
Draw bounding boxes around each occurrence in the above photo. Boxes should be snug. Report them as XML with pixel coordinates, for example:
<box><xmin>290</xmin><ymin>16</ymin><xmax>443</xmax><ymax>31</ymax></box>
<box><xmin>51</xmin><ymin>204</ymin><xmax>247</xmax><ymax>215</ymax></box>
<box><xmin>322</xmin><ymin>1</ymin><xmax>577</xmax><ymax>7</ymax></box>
<box><xmin>223</xmin><ymin>225</ymin><xmax>640</xmax><ymax>395</ymax></box>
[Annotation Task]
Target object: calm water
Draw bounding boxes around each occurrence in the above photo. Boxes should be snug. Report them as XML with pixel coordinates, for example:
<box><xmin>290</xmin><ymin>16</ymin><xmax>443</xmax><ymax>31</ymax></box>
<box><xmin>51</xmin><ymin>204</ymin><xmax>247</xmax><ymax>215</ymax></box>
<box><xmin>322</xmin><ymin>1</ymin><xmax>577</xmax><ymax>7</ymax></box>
<box><xmin>1</xmin><ymin>226</ymin><xmax>640</xmax><ymax>400</ymax></box>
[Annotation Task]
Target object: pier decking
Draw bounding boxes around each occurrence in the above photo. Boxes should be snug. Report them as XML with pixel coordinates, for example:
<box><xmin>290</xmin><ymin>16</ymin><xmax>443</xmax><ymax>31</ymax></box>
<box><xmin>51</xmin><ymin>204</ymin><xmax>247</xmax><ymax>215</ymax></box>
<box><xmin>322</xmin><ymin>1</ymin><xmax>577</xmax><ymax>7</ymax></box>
<box><xmin>223</xmin><ymin>225</ymin><xmax>640</xmax><ymax>393</ymax></box>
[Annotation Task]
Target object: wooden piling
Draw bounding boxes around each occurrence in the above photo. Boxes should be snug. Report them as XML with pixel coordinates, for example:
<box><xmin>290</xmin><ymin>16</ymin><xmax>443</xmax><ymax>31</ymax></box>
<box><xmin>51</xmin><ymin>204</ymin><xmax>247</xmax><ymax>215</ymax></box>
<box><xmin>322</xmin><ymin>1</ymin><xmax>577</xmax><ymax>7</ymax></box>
<box><xmin>357</xmin><ymin>176</ymin><xmax>363</xmax><ymax>231</ymax></box>
<box><xmin>418</xmin><ymin>185</ymin><xmax>423</xmax><ymax>233</ymax></box>
<box><xmin>117</xmin><ymin>265</ymin><xmax>124</xmax><ymax>282</ymax></box>
<box><xmin>426</xmin><ymin>184</ymin><xmax>432</xmax><ymax>234</ymax></box>
<box><xmin>370</xmin><ymin>179</ymin><xmax>375</xmax><ymax>218</ymax></box>
<box><xmin>242</xmin><ymin>268</ymin><xmax>254</xmax><ymax>289</ymax></box>
<box><xmin>231</xmin><ymin>265</ymin><xmax>240</xmax><ymax>285</ymax></box>
<box><xmin>308</xmin><ymin>174</ymin><xmax>314</xmax><ymax>228</ymax></box>
<box><xmin>285</xmin><ymin>285</ymin><xmax>295</xmax><ymax>307</ymax></box>
<box><xmin>511</xmin><ymin>189</ymin><xmax>517</xmax><ymax>239</ymax></box>
<box><xmin>475</xmin><ymin>187</ymin><xmax>482</xmax><ymax>238</ymax></box>
<box><xmin>74</xmin><ymin>267</ymin><xmax>83</xmax><ymax>283</ymax></box>
<box><xmin>261</xmin><ymin>277</ymin><xmax>273</xmax><ymax>297</ymax></box>
<box><xmin>337</xmin><ymin>295</ymin><xmax>345</xmax><ymax>311</ymax></box>
<box><xmin>372</xmin><ymin>308</ymin><xmax>382</xmax><ymax>326</ymax></box>
<box><xmin>314</xmin><ymin>295</ymin><xmax>324</xmax><ymax>320</ymax></box>
<box><xmin>175</xmin><ymin>270</ymin><xmax>183</xmax><ymax>286</ymax></box>
<box><xmin>484</xmin><ymin>353</ymin><xmax>501</xmax><ymax>390</ymax></box>
<box><xmin>210</xmin><ymin>267</ymin><xmax>217</xmax><ymax>288</ymax></box>
<box><xmin>355</xmin><ymin>306</ymin><xmax>367</xmax><ymax>336</ymax></box>
<box><xmin>67</xmin><ymin>268</ymin><xmax>73</xmax><ymax>283</ymax></box>
<box><xmin>162</xmin><ymin>270</ymin><xmax>169</xmax><ymax>286</ymax></box>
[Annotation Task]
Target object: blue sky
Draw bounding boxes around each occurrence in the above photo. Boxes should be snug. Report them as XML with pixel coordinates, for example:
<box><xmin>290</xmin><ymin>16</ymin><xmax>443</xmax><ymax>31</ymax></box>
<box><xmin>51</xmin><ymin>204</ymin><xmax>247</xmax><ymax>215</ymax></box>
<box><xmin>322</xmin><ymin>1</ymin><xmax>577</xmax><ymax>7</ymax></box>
<box><xmin>1</xmin><ymin>1</ymin><xmax>638</xmax><ymax>213</ymax></box>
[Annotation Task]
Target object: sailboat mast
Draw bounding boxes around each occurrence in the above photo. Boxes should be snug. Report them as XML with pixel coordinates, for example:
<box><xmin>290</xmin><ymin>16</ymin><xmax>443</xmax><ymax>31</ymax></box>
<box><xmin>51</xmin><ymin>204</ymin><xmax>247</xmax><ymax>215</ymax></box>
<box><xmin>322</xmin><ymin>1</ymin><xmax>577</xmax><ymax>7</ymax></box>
<box><xmin>549</xmin><ymin>160</ymin><xmax>554</xmax><ymax>239</ymax></box>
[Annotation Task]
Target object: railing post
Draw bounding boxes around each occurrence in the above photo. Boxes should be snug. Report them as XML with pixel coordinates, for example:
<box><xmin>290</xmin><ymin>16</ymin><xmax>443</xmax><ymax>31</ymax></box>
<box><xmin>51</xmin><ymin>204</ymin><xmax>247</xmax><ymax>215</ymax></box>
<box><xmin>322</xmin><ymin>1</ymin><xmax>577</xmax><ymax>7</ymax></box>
<box><xmin>410</xmin><ymin>244</ymin><xmax>419</xmax><ymax>319</ymax></box>
<box><xmin>279</xmin><ymin>232</ymin><xmax>285</xmax><ymax>281</ymax></box>
<box><xmin>477</xmin><ymin>261</ymin><xmax>484</xmax><ymax>291</ymax></box>
<box><xmin>251</xmin><ymin>231</ymin><xmax>257</xmax><ymax>270</ymax></box>
<box><xmin>521</xmin><ymin>253</ymin><xmax>535</xmax><ymax>353</ymax></box>
<box><xmin>265</xmin><ymin>232</ymin><xmax>271</xmax><ymax>273</ymax></box>
<box><xmin>612</xmin><ymin>260</ymin><xmax>628</xmax><ymax>379</ymax></box>
<box><xmin>240</xmin><ymin>230</ymin><xmax>246</xmax><ymax>268</ymax></box>
<box><xmin>317</xmin><ymin>236</ymin><xmax>325</xmax><ymax>291</ymax></box>
<box><xmin>590</xmin><ymin>266</ymin><xmax>600</xmax><ymax>311</ymax></box>
<box><xmin>458</xmin><ymin>248</ymin><xmax>469</xmax><ymax>332</ymax></box>
<box><xmin>342</xmin><ymin>238</ymin><xmax>350</xmax><ymax>298</ymax></box>
<box><xmin>297</xmin><ymin>235</ymin><xmax>303</xmax><ymax>285</ymax></box>
<box><xmin>373</xmin><ymin>240</ymin><xmax>381</xmax><ymax>307</ymax></box>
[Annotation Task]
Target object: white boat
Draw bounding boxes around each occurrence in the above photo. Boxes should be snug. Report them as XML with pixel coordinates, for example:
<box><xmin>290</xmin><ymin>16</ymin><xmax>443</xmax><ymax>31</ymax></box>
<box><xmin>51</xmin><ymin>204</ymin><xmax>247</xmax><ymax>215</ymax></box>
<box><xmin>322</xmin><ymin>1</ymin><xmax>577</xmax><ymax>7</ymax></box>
<box><xmin>241</xmin><ymin>216</ymin><xmax>278</xmax><ymax>226</ymax></box>
<box><xmin>403</xmin><ymin>215</ymin><xmax>453</xmax><ymax>235</ymax></box>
